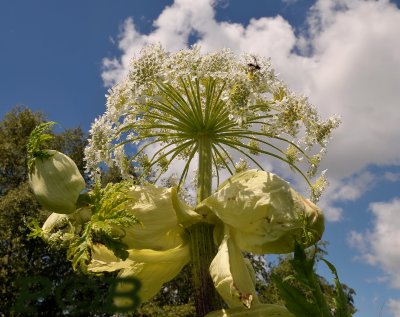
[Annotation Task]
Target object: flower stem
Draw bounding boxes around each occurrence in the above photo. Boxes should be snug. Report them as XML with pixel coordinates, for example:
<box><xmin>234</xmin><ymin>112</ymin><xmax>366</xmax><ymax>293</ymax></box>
<box><xmin>189</xmin><ymin>134</ymin><xmax>221</xmax><ymax>316</ymax></box>
<box><xmin>197</xmin><ymin>134</ymin><xmax>212</xmax><ymax>202</ymax></box>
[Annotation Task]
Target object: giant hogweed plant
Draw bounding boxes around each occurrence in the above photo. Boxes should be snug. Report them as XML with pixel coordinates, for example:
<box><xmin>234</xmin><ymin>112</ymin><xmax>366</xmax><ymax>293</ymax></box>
<box><xmin>27</xmin><ymin>45</ymin><xmax>347</xmax><ymax>316</ymax></box>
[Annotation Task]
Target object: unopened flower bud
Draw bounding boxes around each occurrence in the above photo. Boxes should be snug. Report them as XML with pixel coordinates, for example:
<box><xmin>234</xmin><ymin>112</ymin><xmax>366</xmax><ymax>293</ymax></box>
<box><xmin>29</xmin><ymin>150</ymin><xmax>85</xmax><ymax>214</ymax></box>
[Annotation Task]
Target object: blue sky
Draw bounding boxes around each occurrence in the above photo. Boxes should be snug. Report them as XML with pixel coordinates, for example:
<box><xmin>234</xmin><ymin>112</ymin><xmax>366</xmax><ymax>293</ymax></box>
<box><xmin>1</xmin><ymin>0</ymin><xmax>400</xmax><ymax>316</ymax></box>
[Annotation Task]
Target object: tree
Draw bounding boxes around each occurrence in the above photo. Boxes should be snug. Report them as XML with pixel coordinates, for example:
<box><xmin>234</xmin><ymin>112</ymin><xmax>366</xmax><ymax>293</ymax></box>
<box><xmin>0</xmin><ymin>107</ymin><xmax>43</xmax><ymax>195</ymax></box>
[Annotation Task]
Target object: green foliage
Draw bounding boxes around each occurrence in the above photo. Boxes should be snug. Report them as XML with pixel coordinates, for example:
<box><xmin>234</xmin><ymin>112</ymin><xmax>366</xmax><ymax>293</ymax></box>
<box><xmin>66</xmin><ymin>181</ymin><xmax>140</xmax><ymax>273</ymax></box>
<box><xmin>0</xmin><ymin>106</ymin><xmax>44</xmax><ymax>195</ymax></box>
<box><xmin>322</xmin><ymin>259</ymin><xmax>352</xmax><ymax>317</ymax></box>
<box><xmin>271</xmin><ymin>242</ymin><xmax>354</xmax><ymax>317</ymax></box>
<box><xmin>26</xmin><ymin>218</ymin><xmax>45</xmax><ymax>240</ymax></box>
<box><xmin>67</xmin><ymin>228</ymin><xmax>93</xmax><ymax>274</ymax></box>
<box><xmin>26</xmin><ymin>121</ymin><xmax>56</xmax><ymax>172</ymax></box>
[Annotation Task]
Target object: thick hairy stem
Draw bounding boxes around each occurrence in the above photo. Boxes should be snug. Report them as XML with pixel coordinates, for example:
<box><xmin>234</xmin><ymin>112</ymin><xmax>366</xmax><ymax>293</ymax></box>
<box><xmin>189</xmin><ymin>134</ymin><xmax>221</xmax><ymax>316</ymax></box>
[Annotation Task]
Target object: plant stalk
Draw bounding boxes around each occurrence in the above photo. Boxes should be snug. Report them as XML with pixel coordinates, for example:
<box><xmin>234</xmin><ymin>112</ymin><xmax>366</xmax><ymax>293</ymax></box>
<box><xmin>189</xmin><ymin>134</ymin><xmax>221</xmax><ymax>316</ymax></box>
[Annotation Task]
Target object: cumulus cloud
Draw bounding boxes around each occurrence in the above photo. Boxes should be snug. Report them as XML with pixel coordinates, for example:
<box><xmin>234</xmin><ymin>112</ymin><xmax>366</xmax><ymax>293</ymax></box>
<box><xmin>384</xmin><ymin>172</ymin><xmax>400</xmax><ymax>182</ymax></box>
<box><xmin>348</xmin><ymin>198</ymin><xmax>400</xmax><ymax>289</ymax></box>
<box><xmin>317</xmin><ymin>170</ymin><xmax>376</xmax><ymax>221</ymax></box>
<box><xmin>388</xmin><ymin>298</ymin><xmax>400</xmax><ymax>317</ymax></box>
<box><xmin>101</xmin><ymin>0</ymin><xmax>400</xmax><ymax>221</ymax></box>
<box><xmin>306</xmin><ymin>0</ymin><xmax>400</xmax><ymax>178</ymax></box>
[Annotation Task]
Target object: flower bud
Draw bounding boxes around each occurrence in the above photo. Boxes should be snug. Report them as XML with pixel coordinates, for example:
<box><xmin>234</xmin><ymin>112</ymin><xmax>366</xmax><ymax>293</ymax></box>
<box><xmin>29</xmin><ymin>150</ymin><xmax>85</xmax><ymax>214</ymax></box>
<box><xmin>41</xmin><ymin>212</ymin><xmax>73</xmax><ymax>242</ymax></box>
<box><xmin>41</xmin><ymin>207</ymin><xmax>92</xmax><ymax>244</ymax></box>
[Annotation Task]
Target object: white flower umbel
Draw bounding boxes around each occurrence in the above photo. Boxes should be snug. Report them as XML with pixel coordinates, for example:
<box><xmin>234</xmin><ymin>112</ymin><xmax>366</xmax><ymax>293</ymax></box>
<box><xmin>85</xmin><ymin>44</ymin><xmax>339</xmax><ymax>201</ymax></box>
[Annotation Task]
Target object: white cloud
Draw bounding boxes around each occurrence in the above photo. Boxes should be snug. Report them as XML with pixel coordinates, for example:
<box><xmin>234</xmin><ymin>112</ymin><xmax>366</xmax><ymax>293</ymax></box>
<box><xmin>385</xmin><ymin>172</ymin><xmax>400</xmax><ymax>182</ymax></box>
<box><xmin>101</xmin><ymin>0</ymin><xmax>400</xmax><ymax>221</ymax></box>
<box><xmin>389</xmin><ymin>298</ymin><xmax>400</xmax><ymax>317</ymax></box>
<box><xmin>305</xmin><ymin>0</ymin><xmax>400</xmax><ymax>179</ymax></box>
<box><xmin>347</xmin><ymin>230</ymin><xmax>366</xmax><ymax>250</ymax></box>
<box><xmin>348</xmin><ymin>198</ymin><xmax>400</xmax><ymax>288</ymax></box>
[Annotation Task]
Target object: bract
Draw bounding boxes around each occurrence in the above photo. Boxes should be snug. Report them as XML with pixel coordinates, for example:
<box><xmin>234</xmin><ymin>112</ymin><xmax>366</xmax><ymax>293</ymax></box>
<box><xmin>88</xmin><ymin>242</ymin><xmax>190</xmax><ymax>304</ymax></box>
<box><xmin>198</xmin><ymin>170</ymin><xmax>324</xmax><ymax>254</ymax></box>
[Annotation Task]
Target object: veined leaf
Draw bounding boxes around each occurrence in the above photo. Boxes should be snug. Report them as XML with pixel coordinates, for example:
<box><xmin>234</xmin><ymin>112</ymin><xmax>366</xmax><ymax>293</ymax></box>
<box><xmin>271</xmin><ymin>274</ymin><xmax>320</xmax><ymax>317</ymax></box>
<box><xmin>272</xmin><ymin>242</ymin><xmax>333</xmax><ymax>317</ymax></box>
<box><xmin>322</xmin><ymin>259</ymin><xmax>351</xmax><ymax>317</ymax></box>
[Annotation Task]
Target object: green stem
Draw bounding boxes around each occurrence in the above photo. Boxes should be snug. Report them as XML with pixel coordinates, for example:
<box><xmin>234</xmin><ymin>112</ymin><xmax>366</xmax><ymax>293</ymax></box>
<box><xmin>197</xmin><ymin>134</ymin><xmax>212</xmax><ymax>202</ymax></box>
<box><xmin>189</xmin><ymin>134</ymin><xmax>221</xmax><ymax>316</ymax></box>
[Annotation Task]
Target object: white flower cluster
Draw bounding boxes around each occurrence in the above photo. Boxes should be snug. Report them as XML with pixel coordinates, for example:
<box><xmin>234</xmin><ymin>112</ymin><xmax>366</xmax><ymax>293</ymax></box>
<box><xmin>85</xmin><ymin>44</ymin><xmax>339</xmax><ymax>200</ymax></box>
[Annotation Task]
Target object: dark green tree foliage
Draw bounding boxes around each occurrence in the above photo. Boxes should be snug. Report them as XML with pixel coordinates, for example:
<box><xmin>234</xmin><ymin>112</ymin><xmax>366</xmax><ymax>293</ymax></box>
<box><xmin>0</xmin><ymin>107</ymin><xmax>44</xmax><ymax>195</ymax></box>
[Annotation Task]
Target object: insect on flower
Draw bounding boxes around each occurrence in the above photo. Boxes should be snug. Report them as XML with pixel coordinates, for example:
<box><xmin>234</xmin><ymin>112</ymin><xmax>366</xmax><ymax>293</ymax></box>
<box><xmin>247</xmin><ymin>55</ymin><xmax>261</xmax><ymax>70</ymax></box>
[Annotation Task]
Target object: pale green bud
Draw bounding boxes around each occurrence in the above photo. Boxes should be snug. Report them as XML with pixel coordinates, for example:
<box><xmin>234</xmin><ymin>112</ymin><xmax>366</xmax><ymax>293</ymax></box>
<box><xmin>41</xmin><ymin>213</ymin><xmax>73</xmax><ymax>243</ymax></box>
<box><xmin>29</xmin><ymin>150</ymin><xmax>85</xmax><ymax>214</ymax></box>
